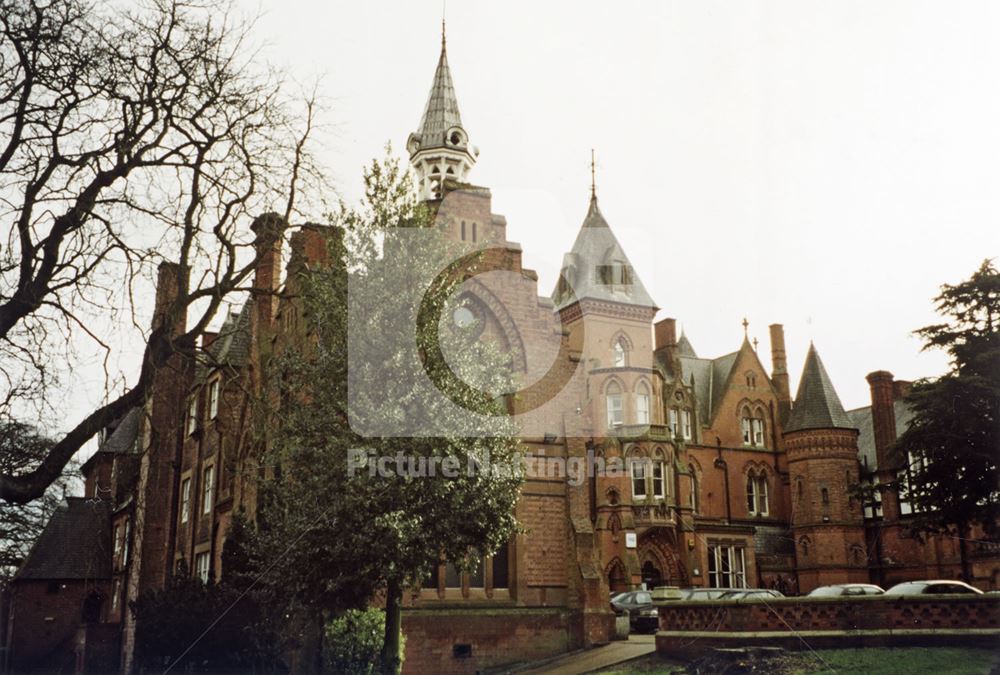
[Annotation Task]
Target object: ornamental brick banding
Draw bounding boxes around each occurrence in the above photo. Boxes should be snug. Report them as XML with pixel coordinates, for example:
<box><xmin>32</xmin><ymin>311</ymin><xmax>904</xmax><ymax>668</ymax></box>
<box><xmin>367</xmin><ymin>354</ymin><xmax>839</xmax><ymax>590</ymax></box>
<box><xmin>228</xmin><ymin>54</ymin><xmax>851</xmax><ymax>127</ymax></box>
<box><xmin>654</xmin><ymin>595</ymin><xmax>1000</xmax><ymax>659</ymax></box>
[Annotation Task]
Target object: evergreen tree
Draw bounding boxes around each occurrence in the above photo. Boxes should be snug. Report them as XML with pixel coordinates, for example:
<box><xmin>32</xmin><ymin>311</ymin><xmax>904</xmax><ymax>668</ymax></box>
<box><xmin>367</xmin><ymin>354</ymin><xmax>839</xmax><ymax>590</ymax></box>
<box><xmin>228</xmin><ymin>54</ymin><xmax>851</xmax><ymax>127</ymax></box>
<box><xmin>894</xmin><ymin>259</ymin><xmax>1000</xmax><ymax>579</ymax></box>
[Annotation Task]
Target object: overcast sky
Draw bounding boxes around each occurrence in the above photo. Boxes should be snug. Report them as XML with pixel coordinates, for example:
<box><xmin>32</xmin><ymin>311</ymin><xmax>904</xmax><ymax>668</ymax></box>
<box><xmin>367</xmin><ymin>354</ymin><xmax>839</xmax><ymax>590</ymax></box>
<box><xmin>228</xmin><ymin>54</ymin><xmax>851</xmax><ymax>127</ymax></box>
<box><xmin>245</xmin><ymin>0</ymin><xmax>997</xmax><ymax>410</ymax></box>
<box><xmin>61</xmin><ymin>1</ymin><xmax>1000</xmax><ymax>456</ymax></box>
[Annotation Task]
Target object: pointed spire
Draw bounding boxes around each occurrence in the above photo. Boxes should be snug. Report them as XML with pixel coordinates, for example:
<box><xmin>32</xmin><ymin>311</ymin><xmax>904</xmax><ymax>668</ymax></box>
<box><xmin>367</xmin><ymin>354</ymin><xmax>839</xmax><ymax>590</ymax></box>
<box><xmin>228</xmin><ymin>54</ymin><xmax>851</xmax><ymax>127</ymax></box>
<box><xmin>677</xmin><ymin>330</ymin><xmax>698</xmax><ymax>358</ymax></box>
<box><xmin>786</xmin><ymin>343</ymin><xmax>853</xmax><ymax>432</ymax></box>
<box><xmin>416</xmin><ymin>36</ymin><xmax>463</xmax><ymax>147</ymax></box>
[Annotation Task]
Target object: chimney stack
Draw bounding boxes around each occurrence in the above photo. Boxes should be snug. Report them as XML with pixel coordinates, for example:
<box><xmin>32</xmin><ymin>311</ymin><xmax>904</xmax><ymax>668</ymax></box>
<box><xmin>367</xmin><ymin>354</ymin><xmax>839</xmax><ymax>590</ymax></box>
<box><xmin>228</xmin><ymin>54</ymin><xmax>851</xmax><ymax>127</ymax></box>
<box><xmin>654</xmin><ymin>317</ymin><xmax>677</xmax><ymax>352</ymax></box>
<box><xmin>769</xmin><ymin>324</ymin><xmax>791</xmax><ymax>422</ymax></box>
<box><xmin>250</xmin><ymin>213</ymin><xmax>287</xmax><ymax>331</ymax></box>
<box><xmin>866</xmin><ymin>370</ymin><xmax>897</xmax><ymax>466</ymax></box>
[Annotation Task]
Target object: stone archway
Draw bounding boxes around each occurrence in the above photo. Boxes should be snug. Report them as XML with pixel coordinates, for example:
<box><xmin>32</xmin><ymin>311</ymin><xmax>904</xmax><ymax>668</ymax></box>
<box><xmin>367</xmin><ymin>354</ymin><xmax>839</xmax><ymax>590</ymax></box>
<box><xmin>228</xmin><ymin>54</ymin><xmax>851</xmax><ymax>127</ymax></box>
<box><xmin>641</xmin><ymin>560</ymin><xmax>663</xmax><ymax>589</ymax></box>
<box><xmin>606</xmin><ymin>557</ymin><xmax>629</xmax><ymax>593</ymax></box>
<box><xmin>638</xmin><ymin>527</ymin><xmax>687</xmax><ymax>586</ymax></box>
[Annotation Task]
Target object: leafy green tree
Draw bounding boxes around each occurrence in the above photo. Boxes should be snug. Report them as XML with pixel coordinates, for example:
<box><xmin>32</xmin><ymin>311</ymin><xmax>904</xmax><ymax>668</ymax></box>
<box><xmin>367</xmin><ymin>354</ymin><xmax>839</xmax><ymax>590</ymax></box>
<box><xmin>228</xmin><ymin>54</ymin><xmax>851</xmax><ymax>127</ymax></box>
<box><xmin>324</xmin><ymin>608</ymin><xmax>401</xmax><ymax>675</ymax></box>
<box><xmin>248</xmin><ymin>152</ymin><xmax>522</xmax><ymax>674</ymax></box>
<box><xmin>893</xmin><ymin>259</ymin><xmax>1000</xmax><ymax>579</ymax></box>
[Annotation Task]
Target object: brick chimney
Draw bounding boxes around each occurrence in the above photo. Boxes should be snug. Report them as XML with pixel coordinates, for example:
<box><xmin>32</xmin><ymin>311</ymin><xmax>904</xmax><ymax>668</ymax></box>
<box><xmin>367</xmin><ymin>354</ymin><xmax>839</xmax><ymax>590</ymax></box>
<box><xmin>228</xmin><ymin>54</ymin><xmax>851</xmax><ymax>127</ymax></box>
<box><xmin>250</xmin><ymin>212</ymin><xmax>287</xmax><ymax>331</ymax></box>
<box><xmin>866</xmin><ymin>371</ymin><xmax>897</xmax><ymax>466</ymax></box>
<box><xmin>769</xmin><ymin>324</ymin><xmax>791</xmax><ymax>422</ymax></box>
<box><xmin>654</xmin><ymin>317</ymin><xmax>677</xmax><ymax>352</ymax></box>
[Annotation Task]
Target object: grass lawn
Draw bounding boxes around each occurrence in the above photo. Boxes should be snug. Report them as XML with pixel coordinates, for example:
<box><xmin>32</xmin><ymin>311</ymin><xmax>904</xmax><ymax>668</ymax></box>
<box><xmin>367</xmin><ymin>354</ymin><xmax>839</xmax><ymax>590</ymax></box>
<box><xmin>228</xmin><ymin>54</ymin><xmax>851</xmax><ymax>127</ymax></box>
<box><xmin>595</xmin><ymin>647</ymin><xmax>999</xmax><ymax>674</ymax></box>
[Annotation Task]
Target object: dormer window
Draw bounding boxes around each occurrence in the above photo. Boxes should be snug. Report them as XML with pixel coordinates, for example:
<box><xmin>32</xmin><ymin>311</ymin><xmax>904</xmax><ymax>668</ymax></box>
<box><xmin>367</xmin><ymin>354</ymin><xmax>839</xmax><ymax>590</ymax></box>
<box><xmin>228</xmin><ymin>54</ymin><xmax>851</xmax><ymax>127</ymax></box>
<box><xmin>741</xmin><ymin>407</ymin><xmax>766</xmax><ymax>447</ymax></box>
<box><xmin>597</xmin><ymin>262</ymin><xmax>632</xmax><ymax>286</ymax></box>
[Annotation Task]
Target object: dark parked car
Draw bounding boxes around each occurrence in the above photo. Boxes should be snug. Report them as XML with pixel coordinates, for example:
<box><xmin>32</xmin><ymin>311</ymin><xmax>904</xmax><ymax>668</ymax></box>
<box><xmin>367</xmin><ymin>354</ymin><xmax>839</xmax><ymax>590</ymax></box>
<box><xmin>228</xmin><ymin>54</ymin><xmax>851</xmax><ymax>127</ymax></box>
<box><xmin>808</xmin><ymin>584</ymin><xmax>885</xmax><ymax>597</ymax></box>
<box><xmin>717</xmin><ymin>589</ymin><xmax>785</xmax><ymax>600</ymax></box>
<box><xmin>610</xmin><ymin>591</ymin><xmax>659</xmax><ymax>632</ymax></box>
<box><xmin>885</xmin><ymin>580</ymin><xmax>983</xmax><ymax>595</ymax></box>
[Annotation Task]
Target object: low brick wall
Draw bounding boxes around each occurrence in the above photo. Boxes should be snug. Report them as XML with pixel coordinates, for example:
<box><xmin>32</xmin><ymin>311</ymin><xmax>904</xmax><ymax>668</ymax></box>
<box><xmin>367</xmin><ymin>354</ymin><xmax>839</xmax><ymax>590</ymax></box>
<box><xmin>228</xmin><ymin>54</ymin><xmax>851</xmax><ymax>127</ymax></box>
<box><xmin>655</xmin><ymin>595</ymin><xmax>1000</xmax><ymax>659</ymax></box>
<box><xmin>401</xmin><ymin>606</ymin><xmax>581</xmax><ymax>674</ymax></box>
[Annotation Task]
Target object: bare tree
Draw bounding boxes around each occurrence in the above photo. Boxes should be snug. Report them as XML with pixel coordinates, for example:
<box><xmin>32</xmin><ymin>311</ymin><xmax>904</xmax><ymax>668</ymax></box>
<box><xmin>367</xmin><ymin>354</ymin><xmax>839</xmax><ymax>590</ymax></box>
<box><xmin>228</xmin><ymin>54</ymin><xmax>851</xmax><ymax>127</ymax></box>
<box><xmin>0</xmin><ymin>0</ymin><xmax>325</xmax><ymax>503</ymax></box>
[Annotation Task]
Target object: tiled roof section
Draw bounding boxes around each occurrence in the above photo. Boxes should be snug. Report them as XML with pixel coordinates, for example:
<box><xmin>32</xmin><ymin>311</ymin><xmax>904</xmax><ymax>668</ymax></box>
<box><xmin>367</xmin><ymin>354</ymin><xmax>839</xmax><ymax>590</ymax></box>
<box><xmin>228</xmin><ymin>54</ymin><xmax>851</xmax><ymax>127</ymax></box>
<box><xmin>213</xmin><ymin>300</ymin><xmax>253</xmax><ymax>365</ymax></box>
<box><xmin>15</xmin><ymin>498</ymin><xmax>111</xmax><ymax>580</ymax></box>
<box><xmin>786</xmin><ymin>344</ymin><xmax>853</xmax><ymax>432</ymax></box>
<box><xmin>99</xmin><ymin>408</ymin><xmax>140</xmax><ymax>455</ymax></box>
<box><xmin>676</xmin><ymin>332</ymin><xmax>697</xmax><ymax>358</ymax></box>
<box><xmin>551</xmin><ymin>195</ymin><xmax>657</xmax><ymax>311</ymax></box>
<box><xmin>414</xmin><ymin>36</ymin><xmax>463</xmax><ymax>152</ymax></box>
<box><xmin>848</xmin><ymin>400</ymin><xmax>915</xmax><ymax>471</ymax></box>
<box><xmin>678</xmin><ymin>350</ymin><xmax>739</xmax><ymax>424</ymax></box>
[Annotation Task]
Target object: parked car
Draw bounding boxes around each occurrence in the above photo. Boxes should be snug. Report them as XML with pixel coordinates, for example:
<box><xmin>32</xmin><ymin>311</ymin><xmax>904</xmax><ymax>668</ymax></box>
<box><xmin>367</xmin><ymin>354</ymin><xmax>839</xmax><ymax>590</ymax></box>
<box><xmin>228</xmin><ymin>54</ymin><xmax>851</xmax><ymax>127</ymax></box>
<box><xmin>885</xmin><ymin>580</ymin><xmax>983</xmax><ymax>596</ymax></box>
<box><xmin>677</xmin><ymin>588</ymin><xmax>744</xmax><ymax>601</ymax></box>
<box><xmin>610</xmin><ymin>590</ymin><xmax>659</xmax><ymax>632</ymax></box>
<box><xmin>717</xmin><ymin>589</ymin><xmax>785</xmax><ymax>600</ymax></box>
<box><xmin>808</xmin><ymin>584</ymin><xmax>885</xmax><ymax>597</ymax></box>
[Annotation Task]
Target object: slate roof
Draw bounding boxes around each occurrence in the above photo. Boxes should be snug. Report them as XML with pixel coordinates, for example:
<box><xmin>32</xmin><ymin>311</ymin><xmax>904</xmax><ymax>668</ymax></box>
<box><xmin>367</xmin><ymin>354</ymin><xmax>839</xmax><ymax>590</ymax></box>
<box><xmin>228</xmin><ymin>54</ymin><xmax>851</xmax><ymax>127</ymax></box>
<box><xmin>99</xmin><ymin>408</ymin><xmax>140</xmax><ymax>455</ymax></box>
<box><xmin>848</xmin><ymin>400</ymin><xmax>915</xmax><ymax>471</ymax></box>
<box><xmin>676</xmin><ymin>332</ymin><xmax>697</xmax><ymax>358</ymax></box>
<box><xmin>15</xmin><ymin>498</ymin><xmax>111</xmax><ymax>581</ymax></box>
<box><xmin>786</xmin><ymin>344</ymin><xmax>853</xmax><ymax>432</ymax></box>
<box><xmin>196</xmin><ymin>300</ymin><xmax>253</xmax><ymax>381</ymax></box>
<box><xmin>678</xmin><ymin>350</ymin><xmax>739</xmax><ymax>424</ymax></box>
<box><xmin>411</xmin><ymin>32</ymin><xmax>464</xmax><ymax>153</ymax></box>
<box><xmin>552</xmin><ymin>195</ymin><xmax>657</xmax><ymax>311</ymax></box>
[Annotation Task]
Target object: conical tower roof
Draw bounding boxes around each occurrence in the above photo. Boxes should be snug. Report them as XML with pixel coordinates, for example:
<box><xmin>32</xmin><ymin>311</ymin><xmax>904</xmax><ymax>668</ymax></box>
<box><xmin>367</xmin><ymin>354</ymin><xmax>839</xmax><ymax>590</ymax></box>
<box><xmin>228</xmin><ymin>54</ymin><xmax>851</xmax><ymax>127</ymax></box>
<box><xmin>412</xmin><ymin>28</ymin><xmax>464</xmax><ymax>153</ymax></box>
<box><xmin>677</xmin><ymin>331</ymin><xmax>697</xmax><ymax>358</ymax></box>
<box><xmin>552</xmin><ymin>194</ymin><xmax>657</xmax><ymax>311</ymax></box>
<box><xmin>786</xmin><ymin>343</ymin><xmax>853</xmax><ymax>432</ymax></box>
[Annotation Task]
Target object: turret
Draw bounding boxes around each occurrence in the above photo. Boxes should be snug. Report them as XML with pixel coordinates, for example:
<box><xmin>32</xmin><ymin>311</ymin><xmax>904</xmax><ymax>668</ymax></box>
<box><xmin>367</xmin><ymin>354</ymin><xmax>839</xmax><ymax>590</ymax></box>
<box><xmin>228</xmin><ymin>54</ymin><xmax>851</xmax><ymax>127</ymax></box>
<box><xmin>784</xmin><ymin>344</ymin><xmax>867</xmax><ymax>592</ymax></box>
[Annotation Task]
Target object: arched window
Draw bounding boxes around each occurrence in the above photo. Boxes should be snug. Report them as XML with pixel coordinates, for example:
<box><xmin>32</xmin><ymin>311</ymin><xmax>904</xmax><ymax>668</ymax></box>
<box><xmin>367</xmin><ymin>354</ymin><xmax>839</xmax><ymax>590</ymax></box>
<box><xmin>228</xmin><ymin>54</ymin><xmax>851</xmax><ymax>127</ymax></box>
<box><xmin>613</xmin><ymin>339</ymin><xmax>626</xmax><ymax>367</ymax></box>
<box><xmin>797</xmin><ymin>477</ymin><xmax>803</xmax><ymax>500</ymax></box>
<box><xmin>651</xmin><ymin>448</ymin><xmax>666</xmax><ymax>499</ymax></box>
<box><xmin>635</xmin><ymin>381</ymin><xmax>650</xmax><ymax>425</ymax></box>
<box><xmin>682</xmin><ymin>409</ymin><xmax>693</xmax><ymax>440</ymax></box>
<box><xmin>757</xmin><ymin>473</ymin><xmax>769</xmax><ymax>515</ymax></box>
<box><xmin>606</xmin><ymin>381</ymin><xmax>623</xmax><ymax>427</ymax></box>
<box><xmin>669</xmin><ymin>408</ymin><xmax>679</xmax><ymax>436</ymax></box>
<box><xmin>821</xmin><ymin>487</ymin><xmax>830</xmax><ymax>505</ymax></box>
<box><xmin>747</xmin><ymin>469</ymin><xmax>769</xmax><ymax>516</ymax></box>
<box><xmin>742</xmin><ymin>407</ymin><xmax>765</xmax><ymax>447</ymax></box>
<box><xmin>630</xmin><ymin>450</ymin><xmax>647</xmax><ymax>499</ymax></box>
<box><xmin>741</xmin><ymin>407</ymin><xmax>753</xmax><ymax>445</ymax></box>
<box><xmin>800</xmin><ymin>537</ymin><xmax>811</xmax><ymax>557</ymax></box>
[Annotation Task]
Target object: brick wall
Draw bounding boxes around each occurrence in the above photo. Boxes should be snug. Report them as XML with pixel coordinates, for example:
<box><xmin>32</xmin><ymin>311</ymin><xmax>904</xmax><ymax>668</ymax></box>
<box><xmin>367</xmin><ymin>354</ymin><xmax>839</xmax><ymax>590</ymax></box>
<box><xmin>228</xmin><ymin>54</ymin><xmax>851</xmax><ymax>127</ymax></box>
<box><xmin>655</xmin><ymin>595</ymin><xmax>1000</xmax><ymax>658</ymax></box>
<box><xmin>401</xmin><ymin>607</ymin><xmax>575</xmax><ymax>674</ymax></box>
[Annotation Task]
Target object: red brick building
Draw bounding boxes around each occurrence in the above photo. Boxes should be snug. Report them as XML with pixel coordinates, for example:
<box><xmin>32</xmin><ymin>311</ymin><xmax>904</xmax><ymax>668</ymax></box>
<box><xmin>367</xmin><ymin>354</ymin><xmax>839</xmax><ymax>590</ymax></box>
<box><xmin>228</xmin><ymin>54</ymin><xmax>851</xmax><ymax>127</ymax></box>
<box><xmin>7</xmin><ymin>27</ymin><xmax>1000</xmax><ymax>675</ymax></box>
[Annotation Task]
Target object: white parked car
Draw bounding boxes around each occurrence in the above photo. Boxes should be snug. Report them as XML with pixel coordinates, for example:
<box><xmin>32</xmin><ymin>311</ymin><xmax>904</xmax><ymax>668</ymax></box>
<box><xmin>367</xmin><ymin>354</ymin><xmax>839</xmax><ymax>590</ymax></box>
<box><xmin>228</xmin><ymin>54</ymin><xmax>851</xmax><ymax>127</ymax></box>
<box><xmin>885</xmin><ymin>580</ymin><xmax>983</xmax><ymax>595</ymax></box>
<box><xmin>808</xmin><ymin>584</ymin><xmax>885</xmax><ymax>597</ymax></box>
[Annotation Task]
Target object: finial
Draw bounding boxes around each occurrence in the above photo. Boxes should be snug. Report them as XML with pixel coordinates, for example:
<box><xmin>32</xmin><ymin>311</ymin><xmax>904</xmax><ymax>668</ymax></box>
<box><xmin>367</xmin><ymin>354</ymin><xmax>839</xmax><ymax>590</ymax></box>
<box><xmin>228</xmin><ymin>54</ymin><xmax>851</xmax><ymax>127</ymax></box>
<box><xmin>441</xmin><ymin>0</ymin><xmax>447</xmax><ymax>46</ymax></box>
<box><xmin>590</xmin><ymin>148</ymin><xmax>597</xmax><ymax>199</ymax></box>
<box><xmin>742</xmin><ymin>317</ymin><xmax>749</xmax><ymax>336</ymax></box>
<box><xmin>752</xmin><ymin>337</ymin><xmax>759</xmax><ymax>352</ymax></box>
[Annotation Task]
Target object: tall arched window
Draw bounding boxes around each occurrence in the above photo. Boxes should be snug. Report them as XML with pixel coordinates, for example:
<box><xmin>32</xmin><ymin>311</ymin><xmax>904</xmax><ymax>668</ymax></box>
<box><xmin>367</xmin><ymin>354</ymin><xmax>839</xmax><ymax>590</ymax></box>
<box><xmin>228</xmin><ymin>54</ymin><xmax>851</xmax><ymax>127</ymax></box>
<box><xmin>752</xmin><ymin>408</ymin><xmax>766</xmax><ymax>447</ymax></box>
<box><xmin>652</xmin><ymin>447</ymin><xmax>666</xmax><ymax>499</ymax></box>
<box><xmin>635</xmin><ymin>382</ymin><xmax>650</xmax><ymax>424</ymax></box>
<box><xmin>613</xmin><ymin>338</ymin><xmax>627</xmax><ymax>367</ymax></box>
<box><xmin>629</xmin><ymin>449</ymin><xmax>647</xmax><ymax>499</ymax></box>
<box><xmin>606</xmin><ymin>381</ymin><xmax>623</xmax><ymax>427</ymax></box>
<box><xmin>741</xmin><ymin>407</ymin><xmax>753</xmax><ymax>445</ymax></box>
<box><xmin>747</xmin><ymin>469</ymin><xmax>769</xmax><ymax>516</ymax></box>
